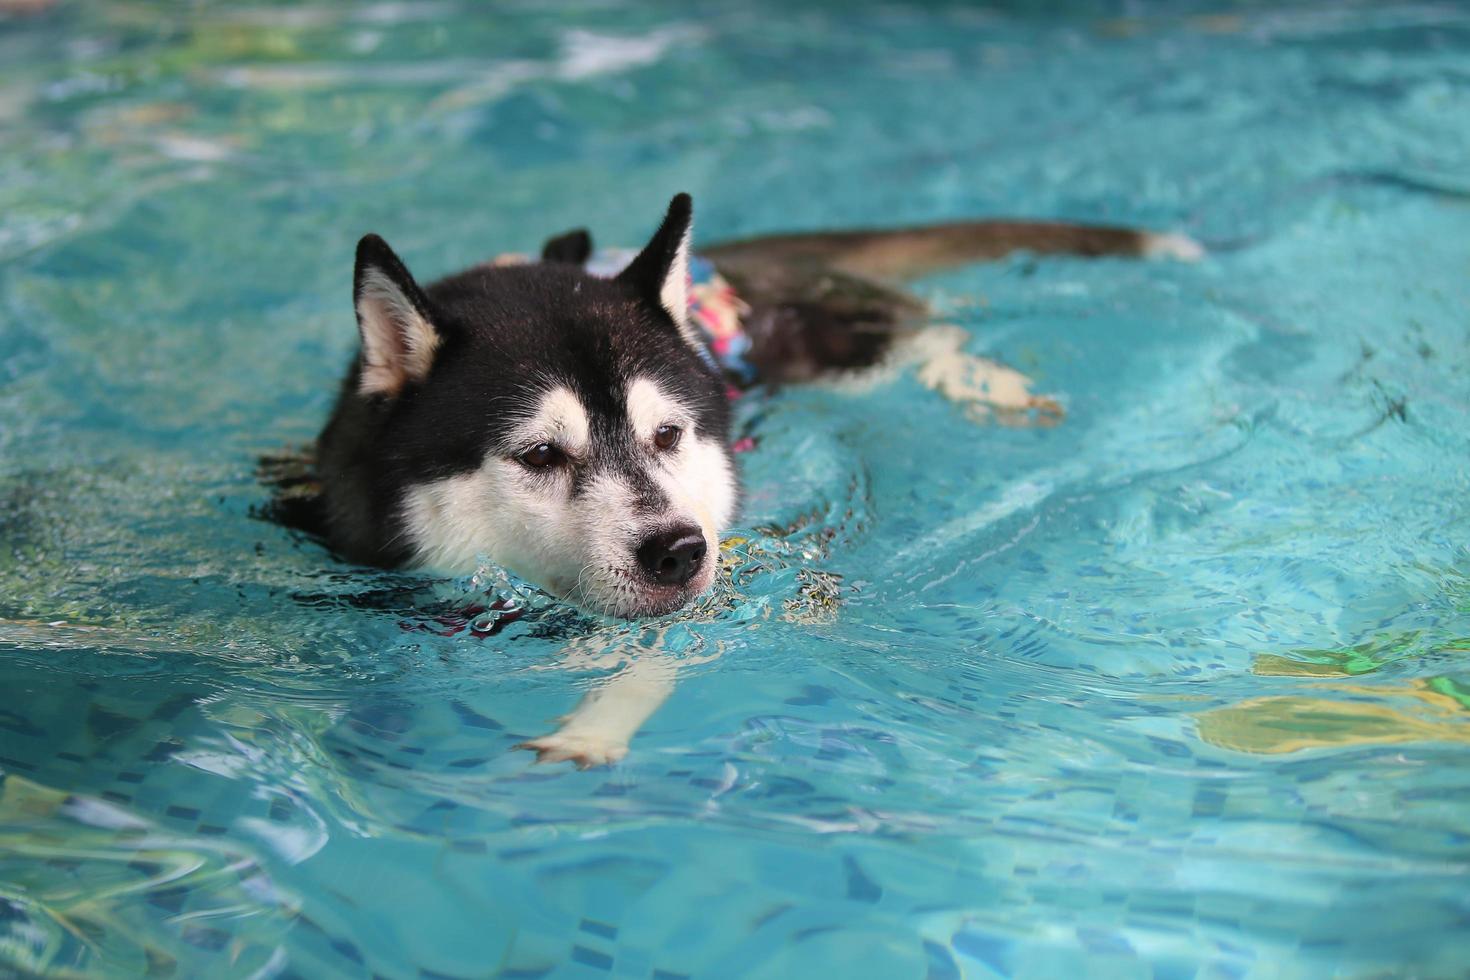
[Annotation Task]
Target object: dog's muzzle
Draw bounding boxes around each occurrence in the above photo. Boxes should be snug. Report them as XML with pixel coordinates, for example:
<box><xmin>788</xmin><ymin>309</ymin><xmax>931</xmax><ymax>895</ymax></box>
<box><xmin>635</xmin><ymin>525</ymin><xmax>707</xmax><ymax>587</ymax></box>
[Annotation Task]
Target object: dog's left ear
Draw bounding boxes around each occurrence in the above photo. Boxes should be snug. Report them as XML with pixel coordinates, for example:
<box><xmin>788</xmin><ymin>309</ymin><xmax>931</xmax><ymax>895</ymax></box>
<box><xmin>616</xmin><ymin>193</ymin><xmax>700</xmax><ymax>350</ymax></box>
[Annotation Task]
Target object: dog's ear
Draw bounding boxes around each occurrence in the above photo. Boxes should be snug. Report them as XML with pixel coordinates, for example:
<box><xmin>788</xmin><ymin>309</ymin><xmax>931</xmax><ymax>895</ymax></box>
<box><xmin>353</xmin><ymin>234</ymin><xmax>440</xmax><ymax>398</ymax></box>
<box><xmin>541</xmin><ymin>228</ymin><xmax>593</xmax><ymax>265</ymax></box>
<box><xmin>616</xmin><ymin>193</ymin><xmax>701</xmax><ymax>350</ymax></box>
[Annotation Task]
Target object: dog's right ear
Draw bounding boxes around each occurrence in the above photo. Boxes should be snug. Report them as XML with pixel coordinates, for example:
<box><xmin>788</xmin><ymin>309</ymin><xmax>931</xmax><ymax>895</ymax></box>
<box><xmin>353</xmin><ymin>234</ymin><xmax>440</xmax><ymax>399</ymax></box>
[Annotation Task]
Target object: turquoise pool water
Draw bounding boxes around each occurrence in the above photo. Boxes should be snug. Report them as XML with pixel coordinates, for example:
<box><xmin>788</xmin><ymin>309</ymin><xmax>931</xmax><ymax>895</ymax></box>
<box><xmin>3</xmin><ymin>1</ymin><xmax>1469</xmax><ymax>976</ymax></box>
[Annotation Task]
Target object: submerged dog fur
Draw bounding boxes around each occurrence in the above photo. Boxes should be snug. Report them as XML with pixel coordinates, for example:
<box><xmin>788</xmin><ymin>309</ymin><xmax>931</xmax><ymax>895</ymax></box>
<box><xmin>274</xmin><ymin>193</ymin><xmax>1198</xmax><ymax>620</ymax></box>
<box><xmin>264</xmin><ymin>195</ymin><xmax>1204</xmax><ymax>766</ymax></box>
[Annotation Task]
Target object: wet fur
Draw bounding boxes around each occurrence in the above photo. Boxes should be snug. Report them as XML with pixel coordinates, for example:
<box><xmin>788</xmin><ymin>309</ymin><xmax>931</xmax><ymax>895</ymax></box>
<box><xmin>316</xmin><ymin>264</ymin><xmax>729</xmax><ymax>568</ymax></box>
<box><xmin>268</xmin><ymin>200</ymin><xmax>1195</xmax><ymax>577</ymax></box>
<box><xmin>262</xmin><ymin>198</ymin><xmax>1199</xmax><ymax>765</ymax></box>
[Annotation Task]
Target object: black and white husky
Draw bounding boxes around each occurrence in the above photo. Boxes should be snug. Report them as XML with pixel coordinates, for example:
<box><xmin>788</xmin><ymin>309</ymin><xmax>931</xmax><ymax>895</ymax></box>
<box><xmin>267</xmin><ymin>194</ymin><xmax>1198</xmax><ymax>765</ymax></box>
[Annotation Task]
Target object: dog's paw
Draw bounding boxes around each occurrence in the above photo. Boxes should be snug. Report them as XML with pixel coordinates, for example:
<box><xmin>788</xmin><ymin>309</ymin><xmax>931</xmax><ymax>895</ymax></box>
<box><xmin>515</xmin><ymin>732</ymin><xmax>628</xmax><ymax>769</ymax></box>
<box><xmin>912</xmin><ymin>329</ymin><xmax>1066</xmax><ymax>428</ymax></box>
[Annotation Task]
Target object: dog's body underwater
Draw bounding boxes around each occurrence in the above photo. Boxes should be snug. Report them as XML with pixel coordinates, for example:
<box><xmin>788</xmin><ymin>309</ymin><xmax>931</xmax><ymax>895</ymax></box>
<box><xmin>268</xmin><ymin>194</ymin><xmax>1199</xmax><ymax>619</ymax></box>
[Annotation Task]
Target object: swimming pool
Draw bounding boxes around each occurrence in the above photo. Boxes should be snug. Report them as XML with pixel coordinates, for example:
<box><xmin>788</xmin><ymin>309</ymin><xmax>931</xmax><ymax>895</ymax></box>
<box><xmin>2</xmin><ymin>0</ymin><xmax>1468</xmax><ymax>975</ymax></box>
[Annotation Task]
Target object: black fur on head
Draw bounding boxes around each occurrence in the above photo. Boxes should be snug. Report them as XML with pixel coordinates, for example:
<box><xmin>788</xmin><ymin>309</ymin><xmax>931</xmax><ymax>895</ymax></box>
<box><xmin>313</xmin><ymin>193</ymin><xmax>735</xmax><ymax>570</ymax></box>
<box><xmin>541</xmin><ymin>228</ymin><xmax>593</xmax><ymax>264</ymax></box>
<box><xmin>616</xmin><ymin>192</ymin><xmax>692</xmax><ymax>321</ymax></box>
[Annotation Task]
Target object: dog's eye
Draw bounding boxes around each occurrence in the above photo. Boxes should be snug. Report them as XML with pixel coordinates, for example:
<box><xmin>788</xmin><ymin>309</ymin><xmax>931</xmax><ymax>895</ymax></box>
<box><xmin>518</xmin><ymin>443</ymin><xmax>565</xmax><ymax>469</ymax></box>
<box><xmin>653</xmin><ymin>424</ymin><xmax>682</xmax><ymax>451</ymax></box>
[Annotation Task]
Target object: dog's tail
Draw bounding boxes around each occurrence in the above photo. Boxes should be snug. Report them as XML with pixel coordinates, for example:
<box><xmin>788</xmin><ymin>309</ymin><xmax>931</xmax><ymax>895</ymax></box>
<box><xmin>703</xmin><ymin>220</ymin><xmax>1203</xmax><ymax>281</ymax></box>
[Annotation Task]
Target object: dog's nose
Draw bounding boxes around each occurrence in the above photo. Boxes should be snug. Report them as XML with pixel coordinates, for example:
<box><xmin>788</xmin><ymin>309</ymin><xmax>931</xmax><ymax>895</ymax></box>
<box><xmin>636</xmin><ymin>526</ymin><xmax>707</xmax><ymax>587</ymax></box>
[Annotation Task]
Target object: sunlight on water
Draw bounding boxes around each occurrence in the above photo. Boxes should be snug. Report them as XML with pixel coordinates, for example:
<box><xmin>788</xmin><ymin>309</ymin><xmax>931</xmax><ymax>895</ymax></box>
<box><xmin>2</xmin><ymin>1</ymin><xmax>1469</xmax><ymax>976</ymax></box>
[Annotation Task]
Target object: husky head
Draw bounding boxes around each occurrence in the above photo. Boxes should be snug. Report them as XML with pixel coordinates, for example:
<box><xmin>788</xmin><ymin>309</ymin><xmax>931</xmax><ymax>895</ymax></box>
<box><xmin>324</xmin><ymin>194</ymin><xmax>738</xmax><ymax>618</ymax></box>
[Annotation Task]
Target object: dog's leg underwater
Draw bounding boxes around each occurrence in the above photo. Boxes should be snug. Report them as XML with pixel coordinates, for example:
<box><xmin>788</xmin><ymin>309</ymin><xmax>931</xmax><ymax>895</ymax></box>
<box><xmin>516</xmin><ymin>655</ymin><xmax>680</xmax><ymax>769</ymax></box>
